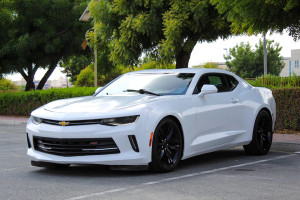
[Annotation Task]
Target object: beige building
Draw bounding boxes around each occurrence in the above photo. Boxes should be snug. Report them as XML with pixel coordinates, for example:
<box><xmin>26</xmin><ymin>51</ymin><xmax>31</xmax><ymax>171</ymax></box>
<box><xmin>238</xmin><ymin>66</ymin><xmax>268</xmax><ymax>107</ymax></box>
<box><xmin>280</xmin><ymin>49</ymin><xmax>300</xmax><ymax>77</ymax></box>
<box><xmin>13</xmin><ymin>77</ymin><xmax>70</xmax><ymax>89</ymax></box>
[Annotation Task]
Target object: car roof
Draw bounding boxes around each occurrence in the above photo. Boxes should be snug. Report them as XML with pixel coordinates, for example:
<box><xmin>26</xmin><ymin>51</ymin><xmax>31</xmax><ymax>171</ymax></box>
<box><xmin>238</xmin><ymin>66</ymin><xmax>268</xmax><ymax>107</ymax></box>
<box><xmin>126</xmin><ymin>68</ymin><xmax>234</xmax><ymax>76</ymax></box>
<box><xmin>125</xmin><ymin>68</ymin><xmax>252</xmax><ymax>88</ymax></box>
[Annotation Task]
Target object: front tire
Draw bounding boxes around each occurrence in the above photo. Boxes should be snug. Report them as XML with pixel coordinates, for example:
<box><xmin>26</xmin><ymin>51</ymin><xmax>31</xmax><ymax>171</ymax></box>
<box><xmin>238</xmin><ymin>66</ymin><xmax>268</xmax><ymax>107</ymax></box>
<box><xmin>243</xmin><ymin>110</ymin><xmax>273</xmax><ymax>155</ymax></box>
<box><xmin>150</xmin><ymin>118</ymin><xmax>183</xmax><ymax>172</ymax></box>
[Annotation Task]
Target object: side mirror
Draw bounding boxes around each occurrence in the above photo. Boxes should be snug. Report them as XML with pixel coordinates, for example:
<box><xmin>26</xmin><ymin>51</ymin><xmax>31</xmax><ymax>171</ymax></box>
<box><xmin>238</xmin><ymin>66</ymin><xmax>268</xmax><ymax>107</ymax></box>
<box><xmin>198</xmin><ymin>84</ymin><xmax>218</xmax><ymax>98</ymax></box>
<box><xmin>94</xmin><ymin>87</ymin><xmax>103</xmax><ymax>95</ymax></box>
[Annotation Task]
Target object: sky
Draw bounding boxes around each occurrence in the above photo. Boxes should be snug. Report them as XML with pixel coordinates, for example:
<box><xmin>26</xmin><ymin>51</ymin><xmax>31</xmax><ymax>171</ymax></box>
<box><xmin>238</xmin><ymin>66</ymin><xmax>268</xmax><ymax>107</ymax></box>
<box><xmin>5</xmin><ymin>31</ymin><xmax>300</xmax><ymax>81</ymax></box>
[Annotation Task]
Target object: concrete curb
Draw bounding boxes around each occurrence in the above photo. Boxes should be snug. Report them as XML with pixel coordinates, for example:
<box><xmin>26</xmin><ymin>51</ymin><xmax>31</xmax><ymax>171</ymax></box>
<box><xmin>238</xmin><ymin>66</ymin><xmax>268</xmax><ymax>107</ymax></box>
<box><xmin>0</xmin><ymin>120</ymin><xmax>28</xmax><ymax>126</ymax></box>
<box><xmin>271</xmin><ymin>142</ymin><xmax>300</xmax><ymax>153</ymax></box>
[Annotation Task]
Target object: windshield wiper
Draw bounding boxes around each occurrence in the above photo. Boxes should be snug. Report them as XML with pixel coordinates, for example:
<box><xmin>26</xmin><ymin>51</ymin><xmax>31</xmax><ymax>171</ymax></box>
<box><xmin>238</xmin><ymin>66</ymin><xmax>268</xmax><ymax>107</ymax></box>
<box><xmin>126</xmin><ymin>89</ymin><xmax>161</xmax><ymax>96</ymax></box>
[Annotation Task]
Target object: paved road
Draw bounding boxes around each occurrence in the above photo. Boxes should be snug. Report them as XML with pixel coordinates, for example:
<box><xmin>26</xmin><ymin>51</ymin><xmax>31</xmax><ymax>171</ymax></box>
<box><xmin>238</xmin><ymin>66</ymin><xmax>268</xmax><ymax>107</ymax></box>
<box><xmin>0</xmin><ymin>125</ymin><xmax>299</xmax><ymax>200</ymax></box>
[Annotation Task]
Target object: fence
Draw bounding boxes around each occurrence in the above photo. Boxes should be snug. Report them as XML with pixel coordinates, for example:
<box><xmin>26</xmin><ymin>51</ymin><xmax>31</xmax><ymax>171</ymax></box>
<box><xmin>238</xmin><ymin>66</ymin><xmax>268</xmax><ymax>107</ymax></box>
<box><xmin>245</xmin><ymin>76</ymin><xmax>300</xmax><ymax>88</ymax></box>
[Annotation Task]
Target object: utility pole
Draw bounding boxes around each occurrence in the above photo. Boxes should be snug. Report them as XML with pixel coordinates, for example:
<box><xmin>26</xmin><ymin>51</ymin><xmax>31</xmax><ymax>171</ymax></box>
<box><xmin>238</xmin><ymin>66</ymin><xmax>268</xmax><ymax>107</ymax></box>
<box><xmin>94</xmin><ymin>21</ymin><xmax>97</xmax><ymax>87</ymax></box>
<box><xmin>263</xmin><ymin>33</ymin><xmax>267</xmax><ymax>75</ymax></box>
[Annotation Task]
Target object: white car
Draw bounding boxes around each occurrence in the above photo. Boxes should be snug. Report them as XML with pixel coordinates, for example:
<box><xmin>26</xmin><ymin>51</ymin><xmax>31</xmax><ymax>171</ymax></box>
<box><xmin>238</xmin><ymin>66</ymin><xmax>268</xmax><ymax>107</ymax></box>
<box><xmin>27</xmin><ymin>68</ymin><xmax>276</xmax><ymax>172</ymax></box>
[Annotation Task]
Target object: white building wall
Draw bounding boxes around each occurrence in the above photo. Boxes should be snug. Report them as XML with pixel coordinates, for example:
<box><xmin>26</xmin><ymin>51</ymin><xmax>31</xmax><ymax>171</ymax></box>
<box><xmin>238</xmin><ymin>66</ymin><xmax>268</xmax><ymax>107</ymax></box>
<box><xmin>280</xmin><ymin>49</ymin><xmax>300</xmax><ymax>77</ymax></box>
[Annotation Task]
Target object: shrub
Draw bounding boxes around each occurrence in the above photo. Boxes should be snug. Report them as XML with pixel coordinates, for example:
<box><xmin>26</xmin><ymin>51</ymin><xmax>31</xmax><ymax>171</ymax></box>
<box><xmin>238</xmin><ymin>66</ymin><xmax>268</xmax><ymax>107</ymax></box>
<box><xmin>0</xmin><ymin>87</ymin><xmax>97</xmax><ymax>116</ymax></box>
<box><xmin>75</xmin><ymin>67</ymin><xmax>94</xmax><ymax>87</ymax></box>
<box><xmin>272</xmin><ymin>88</ymin><xmax>300</xmax><ymax>131</ymax></box>
<box><xmin>246</xmin><ymin>75</ymin><xmax>300</xmax><ymax>88</ymax></box>
<box><xmin>0</xmin><ymin>78</ymin><xmax>17</xmax><ymax>91</ymax></box>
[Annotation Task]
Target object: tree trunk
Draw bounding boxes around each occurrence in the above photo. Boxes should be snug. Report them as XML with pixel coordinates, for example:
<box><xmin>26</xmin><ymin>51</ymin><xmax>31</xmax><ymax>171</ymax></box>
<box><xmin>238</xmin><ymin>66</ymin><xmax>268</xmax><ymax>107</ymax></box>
<box><xmin>36</xmin><ymin>62</ymin><xmax>57</xmax><ymax>90</ymax></box>
<box><xmin>25</xmin><ymin>79</ymin><xmax>35</xmax><ymax>91</ymax></box>
<box><xmin>19</xmin><ymin>66</ymin><xmax>38</xmax><ymax>91</ymax></box>
<box><xmin>175</xmin><ymin>50</ymin><xmax>192</xmax><ymax>69</ymax></box>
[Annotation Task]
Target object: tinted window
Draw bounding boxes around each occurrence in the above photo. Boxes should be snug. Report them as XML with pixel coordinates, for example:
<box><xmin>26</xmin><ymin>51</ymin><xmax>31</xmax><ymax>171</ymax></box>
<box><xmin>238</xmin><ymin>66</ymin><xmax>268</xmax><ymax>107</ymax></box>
<box><xmin>225</xmin><ymin>75</ymin><xmax>239</xmax><ymax>91</ymax></box>
<box><xmin>193</xmin><ymin>73</ymin><xmax>237</xmax><ymax>94</ymax></box>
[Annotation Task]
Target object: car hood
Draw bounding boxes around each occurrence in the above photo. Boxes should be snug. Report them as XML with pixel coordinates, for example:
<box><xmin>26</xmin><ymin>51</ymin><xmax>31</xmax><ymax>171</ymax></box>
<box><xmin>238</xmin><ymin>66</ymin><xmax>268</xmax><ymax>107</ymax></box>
<box><xmin>43</xmin><ymin>94</ymin><xmax>163</xmax><ymax>114</ymax></box>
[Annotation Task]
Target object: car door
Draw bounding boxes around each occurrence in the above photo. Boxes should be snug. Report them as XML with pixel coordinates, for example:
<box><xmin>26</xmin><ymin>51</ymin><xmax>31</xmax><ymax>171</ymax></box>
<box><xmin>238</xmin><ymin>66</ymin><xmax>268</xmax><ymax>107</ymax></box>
<box><xmin>190</xmin><ymin>73</ymin><xmax>244</xmax><ymax>152</ymax></box>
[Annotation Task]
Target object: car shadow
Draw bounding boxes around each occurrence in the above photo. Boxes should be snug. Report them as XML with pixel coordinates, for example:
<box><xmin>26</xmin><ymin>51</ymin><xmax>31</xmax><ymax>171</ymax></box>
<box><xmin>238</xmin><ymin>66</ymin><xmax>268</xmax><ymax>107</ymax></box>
<box><xmin>28</xmin><ymin>148</ymin><xmax>280</xmax><ymax>178</ymax></box>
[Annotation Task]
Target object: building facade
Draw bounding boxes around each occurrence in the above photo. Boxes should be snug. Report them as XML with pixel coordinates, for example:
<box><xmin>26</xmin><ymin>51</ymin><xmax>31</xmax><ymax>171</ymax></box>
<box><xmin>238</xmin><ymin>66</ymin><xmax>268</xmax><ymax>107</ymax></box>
<box><xmin>13</xmin><ymin>77</ymin><xmax>70</xmax><ymax>89</ymax></box>
<box><xmin>280</xmin><ymin>49</ymin><xmax>300</xmax><ymax>77</ymax></box>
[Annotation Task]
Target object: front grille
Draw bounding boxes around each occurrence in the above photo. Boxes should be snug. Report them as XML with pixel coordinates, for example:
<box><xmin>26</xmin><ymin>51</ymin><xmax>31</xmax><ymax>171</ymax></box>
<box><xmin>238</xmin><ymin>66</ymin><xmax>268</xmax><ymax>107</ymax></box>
<box><xmin>33</xmin><ymin>136</ymin><xmax>120</xmax><ymax>156</ymax></box>
<box><xmin>41</xmin><ymin>118</ymin><xmax>102</xmax><ymax>126</ymax></box>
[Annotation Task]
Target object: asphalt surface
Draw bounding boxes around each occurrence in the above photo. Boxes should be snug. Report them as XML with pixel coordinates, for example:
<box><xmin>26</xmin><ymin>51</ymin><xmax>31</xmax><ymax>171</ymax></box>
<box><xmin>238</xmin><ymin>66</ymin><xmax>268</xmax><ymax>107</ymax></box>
<box><xmin>0</xmin><ymin>124</ymin><xmax>299</xmax><ymax>200</ymax></box>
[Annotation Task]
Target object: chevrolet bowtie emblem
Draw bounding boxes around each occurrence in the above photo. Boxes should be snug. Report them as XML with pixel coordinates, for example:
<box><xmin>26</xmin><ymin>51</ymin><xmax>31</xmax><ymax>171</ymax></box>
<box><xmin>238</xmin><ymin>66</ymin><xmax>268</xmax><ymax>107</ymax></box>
<box><xmin>58</xmin><ymin>121</ymin><xmax>69</xmax><ymax>126</ymax></box>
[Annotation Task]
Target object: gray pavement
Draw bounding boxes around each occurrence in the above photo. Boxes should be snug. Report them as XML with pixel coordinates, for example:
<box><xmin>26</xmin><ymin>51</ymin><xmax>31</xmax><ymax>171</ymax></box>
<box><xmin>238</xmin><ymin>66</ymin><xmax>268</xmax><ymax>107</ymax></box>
<box><xmin>0</xmin><ymin>124</ymin><xmax>299</xmax><ymax>200</ymax></box>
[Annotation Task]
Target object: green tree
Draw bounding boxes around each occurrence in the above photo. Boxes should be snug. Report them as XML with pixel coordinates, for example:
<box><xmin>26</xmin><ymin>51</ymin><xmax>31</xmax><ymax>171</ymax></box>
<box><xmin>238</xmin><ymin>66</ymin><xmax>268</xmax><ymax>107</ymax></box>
<box><xmin>225</xmin><ymin>40</ymin><xmax>285</xmax><ymax>78</ymax></box>
<box><xmin>0</xmin><ymin>0</ymin><xmax>13</xmax><ymax>79</ymax></box>
<box><xmin>75</xmin><ymin>66</ymin><xmax>94</xmax><ymax>87</ymax></box>
<box><xmin>0</xmin><ymin>0</ymin><xmax>91</xmax><ymax>91</ymax></box>
<box><xmin>211</xmin><ymin>0</ymin><xmax>300</xmax><ymax>40</ymax></box>
<box><xmin>193</xmin><ymin>62</ymin><xmax>220</xmax><ymax>68</ymax></box>
<box><xmin>0</xmin><ymin>78</ymin><xmax>16</xmax><ymax>91</ymax></box>
<box><xmin>89</xmin><ymin>0</ymin><xmax>231</xmax><ymax>69</ymax></box>
<box><xmin>60</xmin><ymin>54</ymin><xmax>92</xmax><ymax>84</ymax></box>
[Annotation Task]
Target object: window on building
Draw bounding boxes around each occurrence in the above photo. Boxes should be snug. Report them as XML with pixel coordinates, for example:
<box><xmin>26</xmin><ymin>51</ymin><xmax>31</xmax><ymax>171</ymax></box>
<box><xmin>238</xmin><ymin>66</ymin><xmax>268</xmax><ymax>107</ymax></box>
<box><xmin>295</xmin><ymin>60</ymin><xmax>299</xmax><ymax>68</ymax></box>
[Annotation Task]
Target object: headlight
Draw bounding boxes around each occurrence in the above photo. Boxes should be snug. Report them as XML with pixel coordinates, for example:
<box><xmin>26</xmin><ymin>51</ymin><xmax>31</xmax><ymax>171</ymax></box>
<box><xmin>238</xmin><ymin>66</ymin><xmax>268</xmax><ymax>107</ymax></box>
<box><xmin>100</xmin><ymin>115</ymin><xmax>139</xmax><ymax>126</ymax></box>
<box><xmin>31</xmin><ymin>116</ymin><xmax>42</xmax><ymax>125</ymax></box>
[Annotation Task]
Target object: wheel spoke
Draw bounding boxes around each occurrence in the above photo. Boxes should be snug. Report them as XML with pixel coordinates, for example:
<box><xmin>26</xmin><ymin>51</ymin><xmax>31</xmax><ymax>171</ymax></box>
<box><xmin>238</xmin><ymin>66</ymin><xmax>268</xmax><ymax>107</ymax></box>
<box><xmin>169</xmin><ymin>144</ymin><xmax>180</xmax><ymax>151</ymax></box>
<box><xmin>173</xmin><ymin>151</ymin><xmax>179</xmax><ymax>163</ymax></box>
<box><xmin>158</xmin><ymin>129</ymin><xmax>166</xmax><ymax>140</ymax></box>
<box><xmin>260</xmin><ymin>136</ymin><xmax>264</xmax><ymax>147</ymax></box>
<box><xmin>159</xmin><ymin>149</ymin><xmax>165</xmax><ymax>160</ymax></box>
<box><xmin>166</xmin><ymin>125</ymin><xmax>174</xmax><ymax>141</ymax></box>
<box><xmin>166</xmin><ymin>153</ymin><xmax>173</xmax><ymax>164</ymax></box>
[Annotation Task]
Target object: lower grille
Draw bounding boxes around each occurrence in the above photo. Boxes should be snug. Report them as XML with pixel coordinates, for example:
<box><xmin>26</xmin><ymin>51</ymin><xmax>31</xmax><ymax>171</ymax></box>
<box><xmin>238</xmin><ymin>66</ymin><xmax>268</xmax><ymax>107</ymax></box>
<box><xmin>33</xmin><ymin>136</ymin><xmax>120</xmax><ymax>156</ymax></box>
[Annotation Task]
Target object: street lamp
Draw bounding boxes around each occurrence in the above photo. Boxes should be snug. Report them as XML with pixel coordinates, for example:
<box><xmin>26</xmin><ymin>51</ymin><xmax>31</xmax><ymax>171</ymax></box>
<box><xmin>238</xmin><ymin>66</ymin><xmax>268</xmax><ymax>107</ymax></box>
<box><xmin>223</xmin><ymin>48</ymin><xmax>228</xmax><ymax>58</ymax></box>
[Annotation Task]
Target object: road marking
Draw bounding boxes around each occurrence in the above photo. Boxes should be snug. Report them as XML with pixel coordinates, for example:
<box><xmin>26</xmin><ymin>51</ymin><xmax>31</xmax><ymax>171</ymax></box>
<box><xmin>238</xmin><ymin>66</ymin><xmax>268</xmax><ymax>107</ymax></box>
<box><xmin>66</xmin><ymin>154</ymin><xmax>296</xmax><ymax>200</ymax></box>
<box><xmin>0</xmin><ymin>138</ymin><xmax>23</xmax><ymax>141</ymax></box>
<box><xmin>0</xmin><ymin>148</ymin><xmax>26</xmax><ymax>152</ymax></box>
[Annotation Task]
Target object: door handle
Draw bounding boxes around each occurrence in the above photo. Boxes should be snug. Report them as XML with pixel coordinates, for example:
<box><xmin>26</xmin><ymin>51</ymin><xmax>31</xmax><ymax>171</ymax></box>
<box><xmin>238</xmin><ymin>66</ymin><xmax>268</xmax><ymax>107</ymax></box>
<box><xmin>230</xmin><ymin>98</ymin><xmax>239</xmax><ymax>103</ymax></box>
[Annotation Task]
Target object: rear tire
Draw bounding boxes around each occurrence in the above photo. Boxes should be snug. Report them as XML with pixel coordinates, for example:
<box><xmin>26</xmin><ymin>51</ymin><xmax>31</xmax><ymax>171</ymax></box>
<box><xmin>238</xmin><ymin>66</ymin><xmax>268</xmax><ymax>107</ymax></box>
<box><xmin>243</xmin><ymin>110</ymin><xmax>273</xmax><ymax>155</ymax></box>
<box><xmin>150</xmin><ymin>118</ymin><xmax>183</xmax><ymax>172</ymax></box>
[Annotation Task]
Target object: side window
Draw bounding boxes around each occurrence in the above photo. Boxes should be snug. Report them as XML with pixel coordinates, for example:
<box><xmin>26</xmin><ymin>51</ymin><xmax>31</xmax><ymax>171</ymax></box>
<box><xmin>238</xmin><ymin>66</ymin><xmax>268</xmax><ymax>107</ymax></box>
<box><xmin>207</xmin><ymin>75</ymin><xmax>227</xmax><ymax>92</ymax></box>
<box><xmin>225</xmin><ymin>75</ymin><xmax>239</xmax><ymax>91</ymax></box>
<box><xmin>193</xmin><ymin>73</ymin><xmax>228</xmax><ymax>94</ymax></box>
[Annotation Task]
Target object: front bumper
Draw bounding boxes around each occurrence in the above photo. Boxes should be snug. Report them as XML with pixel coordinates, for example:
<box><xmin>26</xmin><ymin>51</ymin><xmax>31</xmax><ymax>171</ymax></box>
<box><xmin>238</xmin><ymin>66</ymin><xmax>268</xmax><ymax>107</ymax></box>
<box><xmin>26</xmin><ymin>117</ymin><xmax>152</xmax><ymax>166</ymax></box>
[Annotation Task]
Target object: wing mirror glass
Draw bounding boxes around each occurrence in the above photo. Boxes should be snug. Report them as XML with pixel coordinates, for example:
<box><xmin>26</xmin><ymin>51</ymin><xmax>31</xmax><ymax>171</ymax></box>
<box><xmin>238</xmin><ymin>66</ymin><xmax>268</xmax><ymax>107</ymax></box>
<box><xmin>94</xmin><ymin>87</ymin><xmax>103</xmax><ymax>95</ymax></box>
<box><xmin>198</xmin><ymin>84</ymin><xmax>218</xmax><ymax>98</ymax></box>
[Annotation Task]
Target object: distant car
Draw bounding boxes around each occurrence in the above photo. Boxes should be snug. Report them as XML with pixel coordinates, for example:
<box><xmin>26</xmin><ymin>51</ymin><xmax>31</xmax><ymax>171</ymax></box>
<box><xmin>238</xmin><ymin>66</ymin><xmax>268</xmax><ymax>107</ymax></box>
<box><xmin>26</xmin><ymin>68</ymin><xmax>276</xmax><ymax>172</ymax></box>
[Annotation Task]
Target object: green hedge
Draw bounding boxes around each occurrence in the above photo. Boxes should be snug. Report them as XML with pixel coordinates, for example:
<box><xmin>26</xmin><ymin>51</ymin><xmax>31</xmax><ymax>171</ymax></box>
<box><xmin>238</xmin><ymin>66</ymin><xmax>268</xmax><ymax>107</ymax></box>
<box><xmin>0</xmin><ymin>87</ymin><xmax>97</xmax><ymax>116</ymax></box>
<box><xmin>0</xmin><ymin>87</ymin><xmax>299</xmax><ymax>131</ymax></box>
<box><xmin>246</xmin><ymin>76</ymin><xmax>300</xmax><ymax>88</ymax></box>
<box><xmin>272</xmin><ymin>88</ymin><xmax>300</xmax><ymax>131</ymax></box>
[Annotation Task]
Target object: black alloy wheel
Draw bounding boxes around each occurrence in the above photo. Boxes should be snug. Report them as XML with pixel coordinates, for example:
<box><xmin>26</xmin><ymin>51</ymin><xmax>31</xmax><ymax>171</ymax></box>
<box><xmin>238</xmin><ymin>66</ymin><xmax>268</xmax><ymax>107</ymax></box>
<box><xmin>150</xmin><ymin>118</ymin><xmax>183</xmax><ymax>172</ymax></box>
<box><xmin>243</xmin><ymin>110</ymin><xmax>273</xmax><ymax>155</ymax></box>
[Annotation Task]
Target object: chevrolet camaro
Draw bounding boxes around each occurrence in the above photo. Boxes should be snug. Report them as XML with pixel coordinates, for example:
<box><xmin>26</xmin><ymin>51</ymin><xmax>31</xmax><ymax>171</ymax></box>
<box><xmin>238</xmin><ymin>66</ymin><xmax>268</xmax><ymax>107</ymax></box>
<box><xmin>26</xmin><ymin>68</ymin><xmax>276</xmax><ymax>172</ymax></box>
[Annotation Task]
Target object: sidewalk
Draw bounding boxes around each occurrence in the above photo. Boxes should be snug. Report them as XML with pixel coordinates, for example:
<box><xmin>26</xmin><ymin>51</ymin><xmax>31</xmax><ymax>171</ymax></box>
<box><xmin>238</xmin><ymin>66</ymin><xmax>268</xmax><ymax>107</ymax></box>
<box><xmin>0</xmin><ymin>116</ymin><xmax>29</xmax><ymax>126</ymax></box>
<box><xmin>0</xmin><ymin>115</ymin><xmax>299</xmax><ymax>153</ymax></box>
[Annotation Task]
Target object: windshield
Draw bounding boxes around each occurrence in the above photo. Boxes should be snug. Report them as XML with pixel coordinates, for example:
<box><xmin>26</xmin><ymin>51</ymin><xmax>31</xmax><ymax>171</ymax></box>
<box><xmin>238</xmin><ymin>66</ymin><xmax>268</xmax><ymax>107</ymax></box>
<box><xmin>97</xmin><ymin>73</ymin><xmax>195</xmax><ymax>96</ymax></box>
